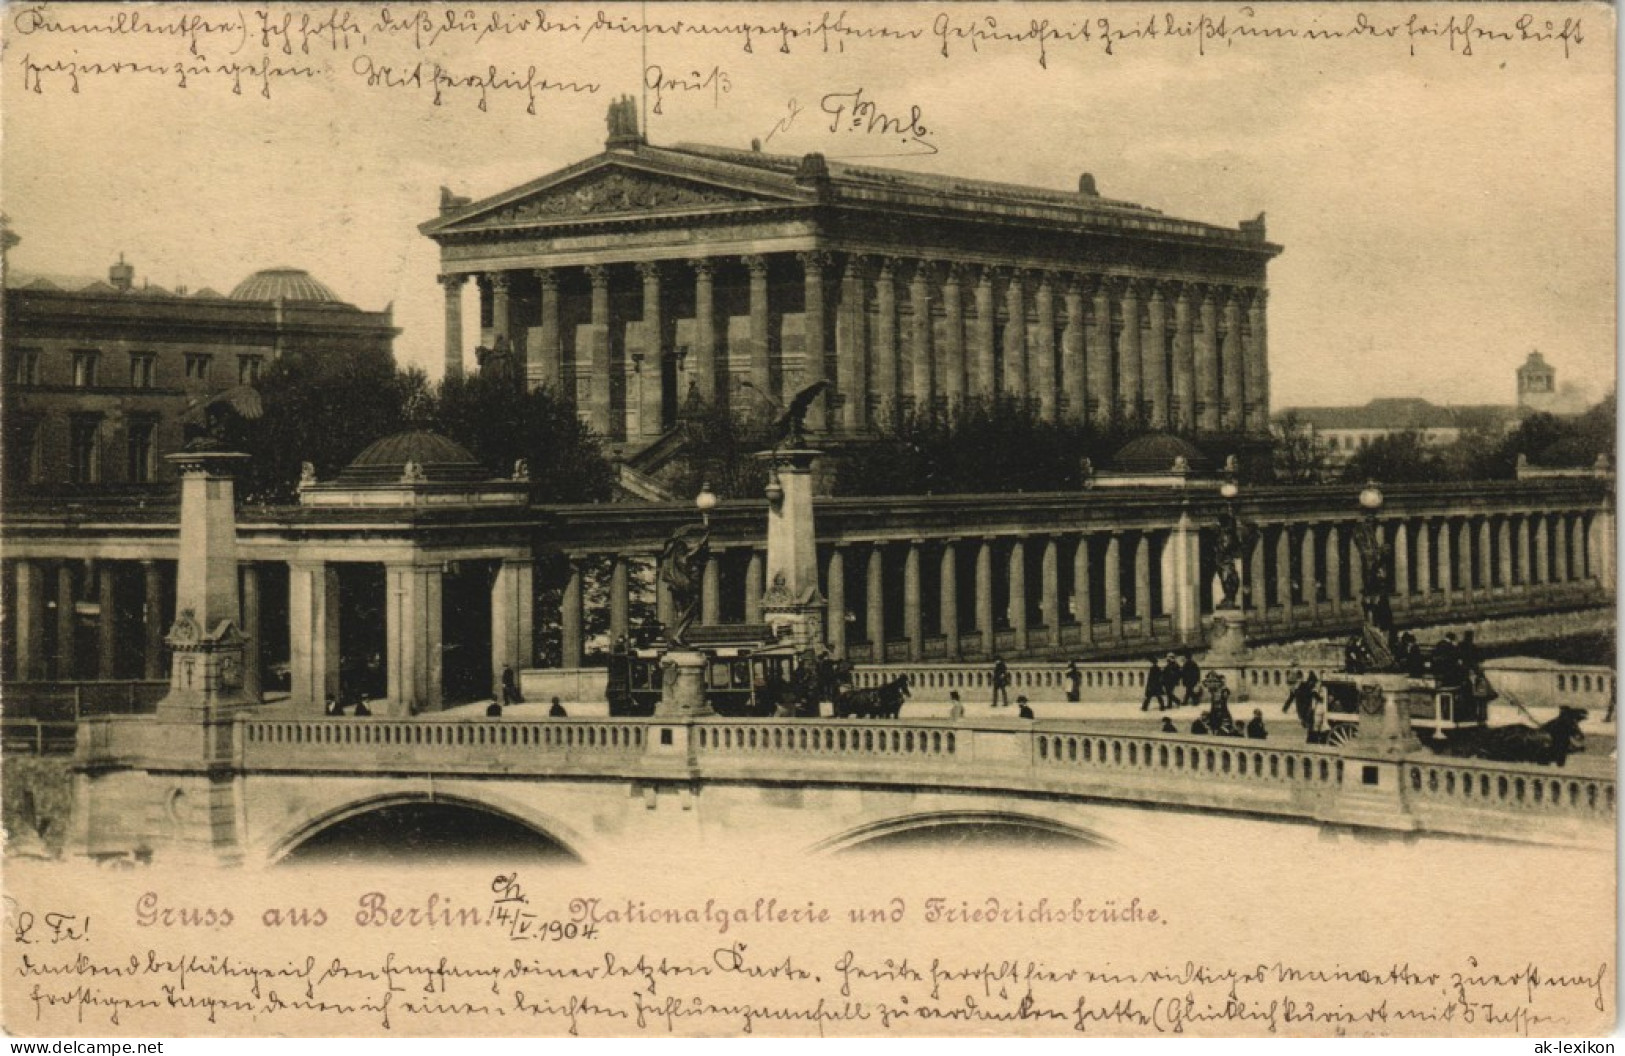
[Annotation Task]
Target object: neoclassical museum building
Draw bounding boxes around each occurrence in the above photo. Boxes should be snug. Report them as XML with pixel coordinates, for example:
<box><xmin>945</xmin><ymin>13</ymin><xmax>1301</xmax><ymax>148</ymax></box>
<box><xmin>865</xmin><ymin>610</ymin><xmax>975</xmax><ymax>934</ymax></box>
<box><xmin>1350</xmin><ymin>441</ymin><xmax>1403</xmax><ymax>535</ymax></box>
<box><xmin>422</xmin><ymin>106</ymin><xmax>1280</xmax><ymax>450</ymax></box>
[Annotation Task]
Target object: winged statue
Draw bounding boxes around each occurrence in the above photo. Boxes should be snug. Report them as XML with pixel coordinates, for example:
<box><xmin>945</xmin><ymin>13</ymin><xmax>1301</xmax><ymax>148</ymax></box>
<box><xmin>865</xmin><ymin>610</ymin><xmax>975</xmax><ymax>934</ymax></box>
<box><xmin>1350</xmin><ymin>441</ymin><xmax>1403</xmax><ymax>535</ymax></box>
<box><xmin>180</xmin><ymin>384</ymin><xmax>263</xmax><ymax>451</ymax></box>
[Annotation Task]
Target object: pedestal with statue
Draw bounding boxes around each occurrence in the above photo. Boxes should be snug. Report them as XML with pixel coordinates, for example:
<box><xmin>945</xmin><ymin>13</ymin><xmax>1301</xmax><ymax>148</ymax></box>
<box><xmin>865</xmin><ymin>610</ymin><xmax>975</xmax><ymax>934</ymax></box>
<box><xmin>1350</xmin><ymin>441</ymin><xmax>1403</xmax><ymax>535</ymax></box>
<box><xmin>753</xmin><ymin>380</ymin><xmax>830</xmax><ymax>655</ymax></box>
<box><xmin>1203</xmin><ymin>478</ymin><xmax>1255</xmax><ymax>702</ymax></box>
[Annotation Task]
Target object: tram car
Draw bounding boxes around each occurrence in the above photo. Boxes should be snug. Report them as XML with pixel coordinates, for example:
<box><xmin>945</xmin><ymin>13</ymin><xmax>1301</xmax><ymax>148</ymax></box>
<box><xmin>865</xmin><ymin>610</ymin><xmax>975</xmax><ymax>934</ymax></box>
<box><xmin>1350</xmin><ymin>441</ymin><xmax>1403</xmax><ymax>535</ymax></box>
<box><xmin>605</xmin><ymin>626</ymin><xmax>806</xmax><ymax>717</ymax></box>
<box><xmin>1320</xmin><ymin>676</ymin><xmax>1489</xmax><ymax>749</ymax></box>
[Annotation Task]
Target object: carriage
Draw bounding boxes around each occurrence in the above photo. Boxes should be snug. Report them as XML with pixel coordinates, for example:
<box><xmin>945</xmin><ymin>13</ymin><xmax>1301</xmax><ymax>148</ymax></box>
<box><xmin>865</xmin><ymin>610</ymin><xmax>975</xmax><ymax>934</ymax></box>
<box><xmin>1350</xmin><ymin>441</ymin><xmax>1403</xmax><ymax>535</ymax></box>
<box><xmin>605</xmin><ymin>627</ymin><xmax>808</xmax><ymax>717</ymax></box>
<box><xmin>1319</xmin><ymin>676</ymin><xmax>1490</xmax><ymax>749</ymax></box>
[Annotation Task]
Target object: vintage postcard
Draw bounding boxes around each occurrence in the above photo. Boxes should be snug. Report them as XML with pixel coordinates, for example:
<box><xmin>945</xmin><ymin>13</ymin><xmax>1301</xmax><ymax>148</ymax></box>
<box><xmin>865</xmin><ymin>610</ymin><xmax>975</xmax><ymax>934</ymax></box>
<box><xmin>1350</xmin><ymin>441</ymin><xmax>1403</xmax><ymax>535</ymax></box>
<box><xmin>0</xmin><ymin>0</ymin><xmax>1615</xmax><ymax>1040</ymax></box>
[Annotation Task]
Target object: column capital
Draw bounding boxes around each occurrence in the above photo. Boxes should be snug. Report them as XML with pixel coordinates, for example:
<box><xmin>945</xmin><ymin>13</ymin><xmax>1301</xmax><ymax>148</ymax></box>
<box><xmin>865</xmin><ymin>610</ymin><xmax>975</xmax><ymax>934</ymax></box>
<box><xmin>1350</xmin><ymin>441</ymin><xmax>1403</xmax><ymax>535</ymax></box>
<box><xmin>797</xmin><ymin>249</ymin><xmax>834</xmax><ymax>273</ymax></box>
<box><xmin>906</xmin><ymin>259</ymin><xmax>936</xmax><ymax>286</ymax></box>
<box><xmin>636</xmin><ymin>260</ymin><xmax>664</xmax><ymax>282</ymax></box>
<box><xmin>941</xmin><ymin>260</ymin><xmax>968</xmax><ymax>285</ymax></box>
<box><xmin>437</xmin><ymin>273</ymin><xmax>468</xmax><ymax>291</ymax></box>
<box><xmin>1247</xmin><ymin>286</ymin><xmax>1269</xmax><ymax>309</ymax></box>
<box><xmin>1118</xmin><ymin>276</ymin><xmax>1145</xmax><ymax>299</ymax></box>
<box><xmin>689</xmin><ymin>257</ymin><xmax>715</xmax><ymax>280</ymax></box>
<box><xmin>872</xmin><ymin>255</ymin><xmax>900</xmax><ymax>280</ymax></box>
<box><xmin>487</xmin><ymin>271</ymin><xmax>511</xmax><ymax>292</ymax></box>
<box><xmin>1146</xmin><ymin>279</ymin><xmax>1169</xmax><ymax>303</ymax></box>
<box><xmin>584</xmin><ymin>263</ymin><xmax>611</xmax><ymax>288</ymax></box>
<box><xmin>743</xmin><ymin>253</ymin><xmax>770</xmax><ymax>278</ymax></box>
<box><xmin>534</xmin><ymin>267</ymin><xmax>559</xmax><ymax>290</ymax></box>
<box><xmin>974</xmin><ymin>263</ymin><xmax>996</xmax><ymax>288</ymax></box>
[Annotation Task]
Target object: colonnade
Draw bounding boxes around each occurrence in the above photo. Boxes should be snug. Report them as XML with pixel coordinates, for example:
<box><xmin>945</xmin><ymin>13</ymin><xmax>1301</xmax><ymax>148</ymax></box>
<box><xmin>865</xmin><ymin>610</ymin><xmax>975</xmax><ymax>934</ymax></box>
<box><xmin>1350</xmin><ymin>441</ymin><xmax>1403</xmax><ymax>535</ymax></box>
<box><xmin>444</xmin><ymin>253</ymin><xmax>1271</xmax><ymax>441</ymax></box>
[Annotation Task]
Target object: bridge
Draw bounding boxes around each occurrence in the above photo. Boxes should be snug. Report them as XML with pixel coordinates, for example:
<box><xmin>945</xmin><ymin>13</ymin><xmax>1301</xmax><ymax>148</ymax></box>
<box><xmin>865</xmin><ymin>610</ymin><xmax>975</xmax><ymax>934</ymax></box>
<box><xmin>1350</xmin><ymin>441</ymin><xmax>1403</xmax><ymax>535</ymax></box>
<box><xmin>65</xmin><ymin>693</ymin><xmax>1615</xmax><ymax>869</ymax></box>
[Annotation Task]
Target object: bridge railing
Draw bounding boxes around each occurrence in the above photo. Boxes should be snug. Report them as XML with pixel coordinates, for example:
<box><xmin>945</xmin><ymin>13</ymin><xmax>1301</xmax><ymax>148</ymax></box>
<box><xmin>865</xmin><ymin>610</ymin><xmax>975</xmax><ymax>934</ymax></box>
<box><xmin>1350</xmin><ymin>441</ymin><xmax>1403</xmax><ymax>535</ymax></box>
<box><xmin>2</xmin><ymin>680</ymin><xmax>168</xmax><ymax>720</ymax></box>
<box><xmin>1403</xmin><ymin>755</ymin><xmax>1616</xmax><ymax>821</ymax></box>
<box><xmin>852</xmin><ymin>659</ymin><xmax>1341</xmax><ymax>703</ymax></box>
<box><xmin>1478</xmin><ymin>662</ymin><xmax>1615</xmax><ymax>712</ymax></box>
<box><xmin>238</xmin><ymin>718</ymin><xmax>648</xmax><ymax>770</ymax></box>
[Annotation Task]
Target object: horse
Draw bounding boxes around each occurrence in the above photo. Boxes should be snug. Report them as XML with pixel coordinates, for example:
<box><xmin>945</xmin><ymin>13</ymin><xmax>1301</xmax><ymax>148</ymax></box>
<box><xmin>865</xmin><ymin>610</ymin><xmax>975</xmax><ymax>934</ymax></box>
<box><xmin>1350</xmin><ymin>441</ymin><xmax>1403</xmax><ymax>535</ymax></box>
<box><xmin>1439</xmin><ymin>706</ymin><xmax>1588</xmax><ymax>767</ymax></box>
<box><xmin>835</xmin><ymin>675</ymin><xmax>911</xmax><ymax>719</ymax></box>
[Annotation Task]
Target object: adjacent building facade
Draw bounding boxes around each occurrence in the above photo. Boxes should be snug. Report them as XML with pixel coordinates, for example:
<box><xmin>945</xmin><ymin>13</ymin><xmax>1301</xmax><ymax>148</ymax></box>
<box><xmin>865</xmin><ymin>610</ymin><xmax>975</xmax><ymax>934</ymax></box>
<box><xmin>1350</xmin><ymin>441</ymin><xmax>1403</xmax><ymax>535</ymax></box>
<box><xmin>422</xmin><ymin>106</ymin><xmax>1281</xmax><ymax>449</ymax></box>
<box><xmin>3</xmin><ymin>259</ymin><xmax>397</xmax><ymax>492</ymax></box>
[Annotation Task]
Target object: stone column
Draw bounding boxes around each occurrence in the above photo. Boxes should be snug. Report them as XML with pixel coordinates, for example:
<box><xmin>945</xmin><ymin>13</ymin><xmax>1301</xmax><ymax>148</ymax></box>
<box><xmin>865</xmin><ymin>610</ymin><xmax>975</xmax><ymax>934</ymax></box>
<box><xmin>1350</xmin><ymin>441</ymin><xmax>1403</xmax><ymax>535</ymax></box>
<box><xmin>1040</xmin><ymin>537</ymin><xmax>1060</xmax><ymax>647</ymax></box>
<box><xmin>871</xmin><ymin>258</ymin><xmax>898</xmax><ymax>419</ymax></box>
<box><xmin>745</xmin><ymin>550</ymin><xmax>765</xmax><ymax>624</ymax></box>
<box><xmin>976</xmin><ymin>538</ymin><xmax>995</xmax><ymax>655</ymax></box>
<box><xmin>1008</xmin><ymin>537</ymin><xmax>1028</xmax><ymax>653</ymax></box>
<box><xmin>1571</xmin><ymin>514</ymin><xmax>1589</xmax><ymax>582</ymax></box>
<box><xmin>1456</xmin><ymin>519</ymin><xmax>1473</xmax><ymax>600</ymax></box>
<box><xmin>533</xmin><ymin>268</ymin><xmax>561</xmax><ymax>391</ymax></box>
<box><xmin>1531</xmin><ymin>515</ymin><xmax>1548</xmax><ymax>586</ymax></box>
<box><xmin>14</xmin><ymin>559</ymin><xmax>47</xmax><ymax>681</ymax></box>
<box><xmin>1171</xmin><ymin>284</ymin><xmax>1196</xmax><ymax>431</ymax></box>
<box><xmin>1588</xmin><ymin>505</ymin><xmax>1615</xmax><ymax>590</ymax></box>
<box><xmin>1553</xmin><ymin>514</ymin><xmax>1571</xmax><ymax>583</ymax></box>
<box><xmin>585</xmin><ymin>265</ymin><xmax>612</xmax><ymax>435</ymax></box>
<box><xmin>1245</xmin><ymin>289</ymin><xmax>1270</xmax><ymax>432</ymax></box>
<box><xmin>1003</xmin><ymin>269</ymin><xmax>1028</xmax><ymax>406</ymax></box>
<box><xmin>1145</xmin><ymin>283</ymin><xmax>1169</xmax><ymax>429</ymax></box>
<box><xmin>1416</xmin><ymin>519</ymin><xmax>1433</xmax><ymax>598</ymax></box>
<box><xmin>692</xmin><ymin>259</ymin><xmax>718</xmax><ymax>405</ymax></box>
<box><xmin>1073</xmin><ymin>535</ymin><xmax>1094</xmax><ymax>642</ymax></box>
<box><xmin>610</xmin><ymin>555</ymin><xmax>631</xmax><ymax>642</ymax></box>
<box><xmin>1391</xmin><ymin>521</ymin><xmax>1409</xmax><ymax>603</ymax></box>
<box><xmin>385</xmin><ymin>562</ymin><xmax>443</xmax><ymax>714</ymax></box>
<box><xmin>1515</xmin><ymin>515</ymin><xmax>1531</xmax><ymax>587</ymax></box>
<box><xmin>560</xmin><ymin>558</ymin><xmax>584</xmax><ymax>667</ymax></box>
<box><xmin>1133</xmin><ymin>532</ymin><xmax>1152</xmax><ymax>635</ymax></box>
<box><xmin>1104</xmin><ymin>533</ymin><xmax>1122</xmax><ymax>638</ymax></box>
<box><xmin>903</xmin><ymin>540</ymin><xmax>923</xmax><ymax>661</ymax></box>
<box><xmin>1495</xmin><ymin>517</ymin><xmax>1513</xmax><ymax>591</ymax></box>
<box><xmin>637</xmin><ymin>262</ymin><xmax>666</xmax><ymax>436</ymax></box>
<box><xmin>1088</xmin><ymin>277</ymin><xmax>1113</xmax><ymax>426</ymax></box>
<box><xmin>1476</xmin><ymin>518</ymin><xmax>1493</xmax><ymax>591</ymax></box>
<box><xmin>865</xmin><ymin>546</ymin><xmax>885</xmax><ymax>654</ymax></box>
<box><xmin>837</xmin><ymin>255</ymin><xmax>869</xmax><ymax>428</ymax></box>
<box><xmin>1300</xmin><ymin>525</ymin><xmax>1319</xmax><ymax>618</ymax></box>
<box><xmin>696</xmin><ymin>553</ymin><xmax>719</xmax><ymax>627</ymax></box>
<box><xmin>826</xmin><ymin>548</ymin><xmax>847</xmax><ymax>656</ymax></box>
<box><xmin>1118</xmin><ymin>280</ymin><xmax>1142</xmax><ymax>422</ymax></box>
<box><xmin>488</xmin><ymin>271</ymin><xmax>511</xmax><ymax>349</ymax></box>
<box><xmin>289</xmin><ymin>561</ymin><xmax>339</xmax><ymax>710</ymax></box>
<box><xmin>745</xmin><ymin>254</ymin><xmax>772</xmax><ymax>399</ymax></box>
<box><xmin>1195</xmin><ymin>287</ymin><xmax>1220</xmax><ymax>432</ymax></box>
<box><xmin>909</xmin><ymin>262</ymin><xmax>934</xmax><ymax>413</ymax></box>
<box><xmin>439</xmin><ymin>273</ymin><xmax>466</xmax><ymax>380</ymax></box>
<box><xmin>939</xmin><ymin>540</ymin><xmax>960</xmax><ymax>659</ymax></box>
<box><xmin>1325</xmin><ymin>525</ymin><xmax>1343</xmax><ymax>615</ymax></box>
<box><xmin>1275</xmin><ymin>526</ymin><xmax>1293</xmax><ymax>624</ymax></box>
<box><xmin>973</xmin><ymin>267</ymin><xmax>996</xmax><ymax>403</ymax></box>
<box><xmin>54</xmin><ymin>562</ymin><xmax>76</xmax><ymax>680</ymax></box>
<box><xmin>1167</xmin><ymin>514</ymin><xmax>1203</xmax><ymax>641</ymax></box>
<box><xmin>1248</xmin><ymin>532</ymin><xmax>1268</xmax><ymax>615</ymax></box>
<box><xmin>239</xmin><ymin>562</ymin><xmax>261</xmax><ymax>700</ymax></box>
<box><xmin>96</xmin><ymin>562</ymin><xmax>117</xmax><ymax>679</ymax></box>
<box><xmin>940</xmin><ymin>264</ymin><xmax>966</xmax><ymax>409</ymax></box>
<box><xmin>1061</xmin><ymin>278</ymin><xmax>1086</xmax><ymax>422</ymax></box>
<box><xmin>1221</xmin><ymin>290</ymin><xmax>1245</xmax><ymax>431</ymax></box>
<box><xmin>1032</xmin><ymin>274</ymin><xmax>1057</xmax><ymax>420</ymax></box>
<box><xmin>140</xmin><ymin>559</ymin><xmax>163</xmax><ymax>679</ymax></box>
<box><xmin>799</xmin><ymin>252</ymin><xmax>830</xmax><ymax>431</ymax></box>
<box><xmin>491</xmin><ymin>558</ymin><xmax>534</xmax><ymax>692</ymax></box>
<box><xmin>1437</xmin><ymin>519</ymin><xmax>1455</xmax><ymax>594</ymax></box>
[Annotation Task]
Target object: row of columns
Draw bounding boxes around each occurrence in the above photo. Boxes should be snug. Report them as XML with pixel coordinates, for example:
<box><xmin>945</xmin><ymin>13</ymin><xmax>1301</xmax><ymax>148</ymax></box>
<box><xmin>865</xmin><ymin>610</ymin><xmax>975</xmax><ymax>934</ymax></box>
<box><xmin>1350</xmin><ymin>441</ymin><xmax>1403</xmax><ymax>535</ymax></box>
<box><xmin>443</xmin><ymin>253</ymin><xmax>1270</xmax><ymax>440</ymax></box>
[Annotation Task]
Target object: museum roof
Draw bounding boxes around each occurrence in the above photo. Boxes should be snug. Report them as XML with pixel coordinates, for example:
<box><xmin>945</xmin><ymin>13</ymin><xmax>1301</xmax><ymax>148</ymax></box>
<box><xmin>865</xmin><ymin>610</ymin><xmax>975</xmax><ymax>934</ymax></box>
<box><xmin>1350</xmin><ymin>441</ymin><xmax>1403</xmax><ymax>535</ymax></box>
<box><xmin>230</xmin><ymin>267</ymin><xmax>342</xmax><ymax>303</ymax></box>
<box><xmin>1278</xmin><ymin>399</ymin><xmax>1524</xmax><ymax>431</ymax></box>
<box><xmin>337</xmin><ymin>431</ymin><xmax>490</xmax><ymax>485</ymax></box>
<box><xmin>1110</xmin><ymin>433</ymin><xmax>1213</xmax><ymax>474</ymax></box>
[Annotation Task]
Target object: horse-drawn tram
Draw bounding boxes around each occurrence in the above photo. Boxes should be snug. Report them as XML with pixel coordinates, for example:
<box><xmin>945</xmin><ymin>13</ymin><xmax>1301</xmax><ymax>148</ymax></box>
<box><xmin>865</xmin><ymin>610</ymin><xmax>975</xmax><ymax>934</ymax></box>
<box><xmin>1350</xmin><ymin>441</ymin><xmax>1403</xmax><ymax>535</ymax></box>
<box><xmin>1320</xmin><ymin>676</ymin><xmax>1490</xmax><ymax>749</ymax></box>
<box><xmin>605</xmin><ymin>626</ymin><xmax>807</xmax><ymax>717</ymax></box>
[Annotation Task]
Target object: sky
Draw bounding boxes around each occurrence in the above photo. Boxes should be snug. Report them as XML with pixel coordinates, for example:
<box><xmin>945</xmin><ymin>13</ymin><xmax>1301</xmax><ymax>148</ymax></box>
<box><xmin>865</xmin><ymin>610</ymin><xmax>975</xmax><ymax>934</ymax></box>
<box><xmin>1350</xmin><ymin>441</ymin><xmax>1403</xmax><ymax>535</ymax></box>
<box><xmin>2</xmin><ymin>1</ymin><xmax>1615</xmax><ymax>409</ymax></box>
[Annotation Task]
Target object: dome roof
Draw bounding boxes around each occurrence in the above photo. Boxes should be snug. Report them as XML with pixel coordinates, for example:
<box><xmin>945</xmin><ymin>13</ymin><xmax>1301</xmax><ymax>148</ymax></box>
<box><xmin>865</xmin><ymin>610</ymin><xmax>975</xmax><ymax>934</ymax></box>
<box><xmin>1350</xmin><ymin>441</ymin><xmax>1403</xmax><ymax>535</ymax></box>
<box><xmin>337</xmin><ymin>431</ymin><xmax>488</xmax><ymax>485</ymax></box>
<box><xmin>1109</xmin><ymin>433</ymin><xmax>1213</xmax><ymax>474</ymax></box>
<box><xmin>229</xmin><ymin>267</ymin><xmax>342</xmax><ymax>303</ymax></box>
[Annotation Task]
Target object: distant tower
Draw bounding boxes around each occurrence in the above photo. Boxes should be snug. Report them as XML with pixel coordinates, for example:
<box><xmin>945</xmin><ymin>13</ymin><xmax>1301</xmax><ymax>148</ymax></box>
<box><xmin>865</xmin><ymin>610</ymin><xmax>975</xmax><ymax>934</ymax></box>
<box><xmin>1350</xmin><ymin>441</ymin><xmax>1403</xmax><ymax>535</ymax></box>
<box><xmin>1517</xmin><ymin>350</ymin><xmax>1557</xmax><ymax>413</ymax></box>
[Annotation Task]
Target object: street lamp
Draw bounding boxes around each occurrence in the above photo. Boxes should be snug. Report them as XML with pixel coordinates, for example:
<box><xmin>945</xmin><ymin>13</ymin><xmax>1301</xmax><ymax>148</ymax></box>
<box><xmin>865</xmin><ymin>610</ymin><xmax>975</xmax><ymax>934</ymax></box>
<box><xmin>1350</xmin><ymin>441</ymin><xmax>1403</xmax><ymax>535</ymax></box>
<box><xmin>1358</xmin><ymin>481</ymin><xmax>1384</xmax><ymax>514</ymax></box>
<box><xmin>1219</xmin><ymin>479</ymin><xmax>1239</xmax><ymax>503</ymax></box>
<box><xmin>695</xmin><ymin>481</ymin><xmax>718</xmax><ymax>526</ymax></box>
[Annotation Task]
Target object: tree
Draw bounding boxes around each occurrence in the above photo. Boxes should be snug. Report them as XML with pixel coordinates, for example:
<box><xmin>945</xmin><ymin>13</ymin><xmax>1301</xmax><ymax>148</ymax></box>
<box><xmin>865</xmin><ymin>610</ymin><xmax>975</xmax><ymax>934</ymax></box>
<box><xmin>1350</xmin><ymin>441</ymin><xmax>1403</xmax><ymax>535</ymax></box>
<box><xmin>1339</xmin><ymin>430</ymin><xmax>1443</xmax><ymax>484</ymax></box>
<box><xmin>1271</xmin><ymin>411</ymin><xmax>1329</xmax><ymax>484</ymax></box>
<box><xmin>430</xmin><ymin>375</ymin><xmax>615</xmax><ymax>503</ymax></box>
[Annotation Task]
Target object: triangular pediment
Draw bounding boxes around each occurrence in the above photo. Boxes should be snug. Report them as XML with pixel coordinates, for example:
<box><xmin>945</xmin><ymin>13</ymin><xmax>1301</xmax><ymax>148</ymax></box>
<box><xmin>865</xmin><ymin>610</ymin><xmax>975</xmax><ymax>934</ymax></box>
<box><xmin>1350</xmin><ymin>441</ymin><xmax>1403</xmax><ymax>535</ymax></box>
<box><xmin>435</xmin><ymin>160</ymin><xmax>799</xmax><ymax>233</ymax></box>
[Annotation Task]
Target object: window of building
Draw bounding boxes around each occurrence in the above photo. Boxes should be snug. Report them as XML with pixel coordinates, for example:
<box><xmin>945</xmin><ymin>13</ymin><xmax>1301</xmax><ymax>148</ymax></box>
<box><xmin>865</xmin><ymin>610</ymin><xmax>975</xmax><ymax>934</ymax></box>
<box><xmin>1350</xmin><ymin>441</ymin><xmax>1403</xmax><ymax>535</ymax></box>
<box><xmin>237</xmin><ymin>354</ymin><xmax>265</xmax><ymax>384</ymax></box>
<box><xmin>185</xmin><ymin>354</ymin><xmax>213</xmax><ymax>381</ymax></box>
<box><xmin>72</xmin><ymin>350</ymin><xmax>99</xmax><ymax>388</ymax></box>
<box><xmin>12</xmin><ymin>349</ymin><xmax>40</xmax><ymax>386</ymax></box>
<box><xmin>129</xmin><ymin>352</ymin><xmax>156</xmax><ymax>389</ymax></box>
<box><xmin>126</xmin><ymin>420</ymin><xmax>157</xmax><ymax>483</ymax></box>
<box><xmin>6</xmin><ymin>418</ymin><xmax>43</xmax><ymax>485</ymax></box>
<box><xmin>68</xmin><ymin>417</ymin><xmax>101</xmax><ymax>484</ymax></box>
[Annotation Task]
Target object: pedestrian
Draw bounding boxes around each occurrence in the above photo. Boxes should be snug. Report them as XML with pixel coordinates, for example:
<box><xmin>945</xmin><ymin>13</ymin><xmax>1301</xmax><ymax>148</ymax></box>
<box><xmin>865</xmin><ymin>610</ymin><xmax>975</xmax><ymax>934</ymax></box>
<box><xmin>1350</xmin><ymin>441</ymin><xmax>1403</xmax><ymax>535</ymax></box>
<box><xmin>1433</xmin><ymin>633</ymin><xmax>1462</xmax><ymax>685</ymax></box>
<box><xmin>948</xmin><ymin>691</ymin><xmax>965</xmax><ymax>722</ymax></box>
<box><xmin>486</xmin><ymin>701</ymin><xmax>503</xmax><ymax>718</ymax></box>
<box><xmin>1162</xmin><ymin>654</ymin><xmax>1183</xmax><ymax>706</ymax></box>
<box><xmin>1310</xmin><ymin>690</ymin><xmax>1328</xmax><ymax>745</ymax></box>
<box><xmin>549</xmin><ymin>696</ymin><xmax>568</xmax><ymax>718</ymax></box>
<box><xmin>1160</xmin><ymin>716</ymin><xmax>1178</xmax><ymax>733</ymax></box>
<box><xmin>1141</xmin><ymin>655</ymin><xmax>1166</xmax><ymax>711</ymax></box>
<box><xmin>1246</xmin><ymin>709</ymin><xmax>1268</xmax><ymax>740</ymax></box>
<box><xmin>1290</xmin><ymin>672</ymin><xmax>1319</xmax><ymax>731</ymax></box>
<box><xmin>1282</xmin><ymin>659</ymin><xmax>1303</xmax><ymax>713</ymax></box>
<box><xmin>1017</xmin><ymin>697</ymin><xmax>1034</xmax><ymax>720</ymax></box>
<box><xmin>324</xmin><ymin>694</ymin><xmax>343</xmax><ymax>717</ymax></box>
<box><xmin>991</xmin><ymin>657</ymin><xmax>1011</xmax><ymax>708</ymax></box>
<box><xmin>501</xmin><ymin>664</ymin><xmax>523</xmax><ymax>705</ymax></box>
<box><xmin>352</xmin><ymin>698</ymin><xmax>371</xmax><ymax>717</ymax></box>
<box><xmin>1065</xmin><ymin>660</ymin><xmax>1082</xmax><ymax>703</ymax></box>
<box><xmin>1190</xmin><ymin>712</ymin><xmax>1210</xmax><ymax>736</ymax></box>
<box><xmin>1180</xmin><ymin>652</ymin><xmax>1202</xmax><ymax>707</ymax></box>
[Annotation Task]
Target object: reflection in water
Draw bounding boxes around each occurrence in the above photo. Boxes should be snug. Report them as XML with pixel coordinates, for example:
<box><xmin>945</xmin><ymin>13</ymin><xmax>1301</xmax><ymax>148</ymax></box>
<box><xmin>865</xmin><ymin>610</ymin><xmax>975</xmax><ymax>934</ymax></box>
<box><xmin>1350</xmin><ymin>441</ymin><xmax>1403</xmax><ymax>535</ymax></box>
<box><xmin>281</xmin><ymin>803</ymin><xmax>580</xmax><ymax>866</ymax></box>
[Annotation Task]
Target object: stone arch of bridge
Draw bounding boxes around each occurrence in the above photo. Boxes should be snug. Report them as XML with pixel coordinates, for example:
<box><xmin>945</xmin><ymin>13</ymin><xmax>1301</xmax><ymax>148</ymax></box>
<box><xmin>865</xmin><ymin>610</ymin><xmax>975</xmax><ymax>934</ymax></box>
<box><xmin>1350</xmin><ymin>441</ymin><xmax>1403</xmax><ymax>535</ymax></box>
<box><xmin>262</xmin><ymin>785</ymin><xmax>592</xmax><ymax>866</ymax></box>
<box><xmin>808</xmin><ymin>808</ymin><xmax>1116</xmax><ymax>856</ymax></box>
